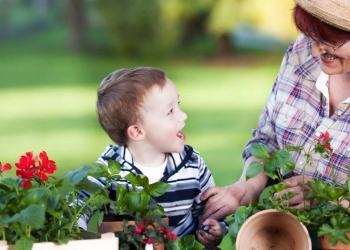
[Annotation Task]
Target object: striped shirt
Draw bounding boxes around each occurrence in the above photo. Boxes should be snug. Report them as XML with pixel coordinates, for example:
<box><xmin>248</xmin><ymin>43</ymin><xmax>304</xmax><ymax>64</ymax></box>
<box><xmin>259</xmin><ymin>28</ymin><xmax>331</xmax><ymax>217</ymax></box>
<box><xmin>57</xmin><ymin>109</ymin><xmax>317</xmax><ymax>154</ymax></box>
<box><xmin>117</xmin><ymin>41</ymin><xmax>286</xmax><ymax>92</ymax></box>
<box><xmin>243</xmin><ymin>33</ymin><xmax>350</xmax><ymax>184</ymax></box>
<box><xmin>78</xmin><ymin>144</ymin><xmax>226</xmax><ymax>238</ymax></box>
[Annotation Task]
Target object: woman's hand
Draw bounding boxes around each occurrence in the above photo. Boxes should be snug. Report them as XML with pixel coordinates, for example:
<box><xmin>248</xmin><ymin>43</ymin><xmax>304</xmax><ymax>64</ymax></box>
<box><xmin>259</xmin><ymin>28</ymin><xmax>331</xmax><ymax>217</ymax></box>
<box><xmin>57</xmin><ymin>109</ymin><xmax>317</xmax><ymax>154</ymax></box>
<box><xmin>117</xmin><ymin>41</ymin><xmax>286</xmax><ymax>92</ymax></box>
<box><xmin>201</xmin><ymin>161</ymin><xmax>268</xmax><ymax>221</ymax></box>
<box><xmin>274</xmin><ymin>175</ymin><xmax>314</xmax><ymax>208</ymax></box>
<box><xmin>200</xmin><ymin>184</ymin><xmax>244</xmax><ymax>221</ymax></box>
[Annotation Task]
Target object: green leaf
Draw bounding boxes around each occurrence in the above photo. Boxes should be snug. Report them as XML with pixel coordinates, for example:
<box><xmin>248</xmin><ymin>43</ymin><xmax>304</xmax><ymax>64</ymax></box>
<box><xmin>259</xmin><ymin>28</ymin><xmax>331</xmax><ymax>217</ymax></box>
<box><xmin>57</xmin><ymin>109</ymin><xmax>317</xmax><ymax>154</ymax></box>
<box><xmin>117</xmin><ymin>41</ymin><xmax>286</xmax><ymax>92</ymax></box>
<box><xmin>88</xmin><ymin>191</ymin><xmax>111</xmax><ymax>210</ymax></box>
<box><xmin>264</xmin><ymin>159</ymin><xmax>278</xmax><ymax>180</ymax></box>
<box><xmin>87</xmin><ymin>163</ymin><xmax>109</xmax><ymax>179</ymax></box>
<box><xmin>0</xmin><ymin>177</ymin><xmax>21</xmax><ymax>192</ymax></box>
<box><xmin>271</xmin><ymin>183</ymin><xmax>290</xmax><ymax>193</ymax></box>
<box><xmin>106</xmin><ymin>160</ymin><xmax>121</xmax><ymax>176</ymax></box>
<box><xmin>139</xmin><ymin>191</ymin><xmax>151</xmax><ymax>211</ymax></box>
<box><xmin>61</xmin><ymin>165</ymin><xmax>94</xmax><ymax>186</ymax></box>
<box><xmin>123</xmin><ymin>191</ymin><xmax>141</xmax><ymax>213</ymax></box>
<box><xmin>246</xmin><ymin>162</ymin><xmax>263</xmax><ymax>181</ymax></box>
<box><xmin>20</xmin><ymin>187</ymin><xmax>50</xmax><ymax>207</ymax></box>
<box><xmin>149</xmin><ymin>182</ymin><xmax>171</xmax><ymax>197</ymax></box>
<box><xmin>248</xmin><ymin>144</ymin><xmax>270</xmax><ymax>159</ymax></box>
<box><xmin>274</xmin><ymin>150</ymin><xmax>295</xmax><ymax>172</ymax></box>
<box><xmin>74</xmin><ymin>177</ymin><xmax>103</xmax><ymax>193</ymax></box>
<box><xmin>123</xmin><ymin>173</ymin><xmax>138</xmax><ymax>189</ymax></box>
<box><xmin>15</xmin><ymin>237</ymin><xmax>33</xmax><ymax>250</ymax></box>
<box><xmin>183</xmin><ymin>234</ymin><xmax>195</xmax><ymax>249</ymax></box>
<box><xmin>285</xmin><ymin>145</ymin><xmax>303</xmax><ymax>152</ymax></box>
<box><xmin>10</xmin><ymin>204</ymin><xmax>45</xmax><ymax>229</ymax></box>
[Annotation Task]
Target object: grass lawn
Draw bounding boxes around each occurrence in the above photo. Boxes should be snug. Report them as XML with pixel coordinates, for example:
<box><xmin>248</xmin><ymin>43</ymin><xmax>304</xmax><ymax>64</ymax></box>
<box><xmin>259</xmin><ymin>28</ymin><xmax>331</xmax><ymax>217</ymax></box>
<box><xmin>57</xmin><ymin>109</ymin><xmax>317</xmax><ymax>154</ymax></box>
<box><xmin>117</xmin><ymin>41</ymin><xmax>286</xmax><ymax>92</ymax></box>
<box><xmin>0</xmin><ymin>28</ymin><xmax>285</xmax><ymax>249</ymax></box>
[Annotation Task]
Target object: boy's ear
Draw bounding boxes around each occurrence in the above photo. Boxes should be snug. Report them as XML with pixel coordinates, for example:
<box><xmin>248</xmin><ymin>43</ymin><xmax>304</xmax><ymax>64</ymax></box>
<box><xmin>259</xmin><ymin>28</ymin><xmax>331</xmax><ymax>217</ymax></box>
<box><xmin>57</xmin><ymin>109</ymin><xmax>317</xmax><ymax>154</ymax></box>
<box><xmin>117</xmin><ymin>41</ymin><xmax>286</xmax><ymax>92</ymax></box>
<box><xmin>127</xmin><ymin>125</ymin><xmax>145</xmax><ymax>141</ymax></box>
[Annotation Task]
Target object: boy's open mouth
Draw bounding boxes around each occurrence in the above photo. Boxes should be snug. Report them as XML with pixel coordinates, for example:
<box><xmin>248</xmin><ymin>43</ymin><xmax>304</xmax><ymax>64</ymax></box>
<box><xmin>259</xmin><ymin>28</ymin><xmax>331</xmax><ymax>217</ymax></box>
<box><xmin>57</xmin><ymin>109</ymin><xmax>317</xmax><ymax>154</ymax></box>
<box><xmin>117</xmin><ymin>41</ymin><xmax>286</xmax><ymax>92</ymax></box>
<box><xmin>177</xmin><ymin>131</ymin><xmax>186</xmax><ymax>139</ymax></box>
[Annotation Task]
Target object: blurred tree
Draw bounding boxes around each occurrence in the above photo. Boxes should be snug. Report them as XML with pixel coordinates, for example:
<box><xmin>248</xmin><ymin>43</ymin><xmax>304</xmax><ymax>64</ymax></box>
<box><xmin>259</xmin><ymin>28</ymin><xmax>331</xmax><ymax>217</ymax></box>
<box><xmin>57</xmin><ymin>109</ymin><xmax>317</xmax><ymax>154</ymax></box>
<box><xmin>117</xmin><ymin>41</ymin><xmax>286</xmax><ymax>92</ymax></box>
<box><xmin>94</xmin><ymin>0</ymin><xmax>297</xmax><ymax>57</ymax></box>
<box><xmin>96</xmin><ymin>0</ymin><xmax>181</xmax><ymax>58</ymax></box>
<box><xmin>206</xmin><ymin>0</ymin><xmax>297</xmax><ymax>55</ymax></box>
<box><xmin>206</xmin><ymin>0</ymin><xmax>243</xmax><ymax>55</ymax></box>
<box><xmin>0</xmin><ymin>0</ymin><xmax>12</xmax><ymax>35</ymax></box>
<box><xmin>239</xmin><ymin>0</ymin><xmax>298</xmax><ymax>40</ymax></box>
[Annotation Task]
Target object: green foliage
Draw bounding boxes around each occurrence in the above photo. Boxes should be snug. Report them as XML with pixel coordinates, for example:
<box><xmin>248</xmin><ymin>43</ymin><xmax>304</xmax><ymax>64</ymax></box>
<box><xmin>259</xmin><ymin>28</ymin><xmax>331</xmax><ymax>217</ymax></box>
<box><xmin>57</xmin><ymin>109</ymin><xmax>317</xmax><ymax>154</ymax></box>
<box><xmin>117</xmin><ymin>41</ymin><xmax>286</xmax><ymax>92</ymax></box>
<box><xmin>0</xmin><ymin>158</ymin><xmax>203</xmax><ymax>250</ymax></box>
<box><xmin>97</xmin><ymin>0</ymin><xmax>181</xmax><ymax>58</ymax></box>
<box><xmin>0</xmin><ymin>173</ymin><xmax>85</xmax><ymax>249</ymax></box>
<box><xmin>229</xmin><ymin>140</ymin><xmax>350</xmax><ymax>248</ymax></box>
<box><xmin>246</xmin><ymin>144</ymin><xmax>294</xmax><ymax>182</ymax></box>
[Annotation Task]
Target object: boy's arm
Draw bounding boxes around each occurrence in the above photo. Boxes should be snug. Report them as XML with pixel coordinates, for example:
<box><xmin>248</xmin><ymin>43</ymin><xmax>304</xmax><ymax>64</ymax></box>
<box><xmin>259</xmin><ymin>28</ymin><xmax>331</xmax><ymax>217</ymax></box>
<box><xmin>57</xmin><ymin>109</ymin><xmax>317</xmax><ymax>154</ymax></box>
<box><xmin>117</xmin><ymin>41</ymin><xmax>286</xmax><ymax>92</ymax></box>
<box><xmin>191</xmin><ymin>154</ymin><xmax>217</xmax><ymax>226</ymax></box>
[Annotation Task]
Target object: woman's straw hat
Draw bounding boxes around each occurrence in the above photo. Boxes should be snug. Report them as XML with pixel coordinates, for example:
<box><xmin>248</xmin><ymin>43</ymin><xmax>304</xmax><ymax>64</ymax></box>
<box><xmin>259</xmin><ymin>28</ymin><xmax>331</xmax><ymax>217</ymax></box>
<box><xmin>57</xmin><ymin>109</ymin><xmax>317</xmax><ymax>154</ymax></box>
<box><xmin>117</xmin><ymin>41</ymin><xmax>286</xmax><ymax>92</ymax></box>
<box><xmin>294</xmin><ymin>0</ymin><xmax>350</xmax><ymax>32</ymax></box>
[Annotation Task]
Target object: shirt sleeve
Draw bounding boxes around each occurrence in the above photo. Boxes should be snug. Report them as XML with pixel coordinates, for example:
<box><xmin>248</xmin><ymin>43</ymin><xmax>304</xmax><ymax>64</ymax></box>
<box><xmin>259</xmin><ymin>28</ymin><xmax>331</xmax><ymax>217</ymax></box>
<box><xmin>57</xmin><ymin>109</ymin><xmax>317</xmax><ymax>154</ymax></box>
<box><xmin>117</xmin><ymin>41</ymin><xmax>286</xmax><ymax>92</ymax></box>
<box><xmin>190</xmin><ymin>153</ymin><xmax>216</xmax><ymax>225</ymax></box>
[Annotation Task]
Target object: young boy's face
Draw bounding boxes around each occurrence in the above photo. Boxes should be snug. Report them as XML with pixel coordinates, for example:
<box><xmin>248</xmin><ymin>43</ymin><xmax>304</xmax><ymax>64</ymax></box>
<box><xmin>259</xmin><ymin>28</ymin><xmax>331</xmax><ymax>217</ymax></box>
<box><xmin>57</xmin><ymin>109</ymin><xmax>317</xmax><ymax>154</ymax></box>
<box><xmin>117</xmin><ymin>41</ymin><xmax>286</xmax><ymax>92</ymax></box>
<box><xmin>139</xmin><ymin>78</ymin><xmax>187</xmax><ymax>154</ymax></box>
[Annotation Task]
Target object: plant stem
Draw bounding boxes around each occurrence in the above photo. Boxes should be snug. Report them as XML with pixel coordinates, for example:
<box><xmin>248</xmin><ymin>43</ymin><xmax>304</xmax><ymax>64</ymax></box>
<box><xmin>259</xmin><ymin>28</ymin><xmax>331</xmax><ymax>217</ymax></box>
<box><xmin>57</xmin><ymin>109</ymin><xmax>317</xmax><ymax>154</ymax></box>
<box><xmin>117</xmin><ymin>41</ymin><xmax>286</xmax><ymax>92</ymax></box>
<box><xmin>1</xmin><ymin>228</ymin><xmax>5</xmax><ymax>241</ymax></box>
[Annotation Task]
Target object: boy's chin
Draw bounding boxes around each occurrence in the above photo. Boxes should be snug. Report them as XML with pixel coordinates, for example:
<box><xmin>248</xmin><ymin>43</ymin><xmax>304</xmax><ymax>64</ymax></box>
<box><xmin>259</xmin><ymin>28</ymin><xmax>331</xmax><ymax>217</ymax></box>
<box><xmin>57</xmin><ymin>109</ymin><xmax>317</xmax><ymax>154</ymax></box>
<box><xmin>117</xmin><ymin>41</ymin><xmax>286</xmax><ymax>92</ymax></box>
<box><xmin>168</xmin><ymin>145</ymin><xmax>185</xmax><ymax>154</ymax></box>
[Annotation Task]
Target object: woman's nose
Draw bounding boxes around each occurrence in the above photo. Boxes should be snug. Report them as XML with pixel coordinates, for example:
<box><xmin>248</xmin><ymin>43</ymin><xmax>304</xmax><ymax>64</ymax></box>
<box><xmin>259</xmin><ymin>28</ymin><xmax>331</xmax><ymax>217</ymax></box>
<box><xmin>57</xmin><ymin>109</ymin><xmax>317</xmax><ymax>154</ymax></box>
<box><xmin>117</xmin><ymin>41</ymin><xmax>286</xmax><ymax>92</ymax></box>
<box><xmin>312</xmin><ymin>41</ymin><xmax>326</xmax><ymax>57</ymax></box>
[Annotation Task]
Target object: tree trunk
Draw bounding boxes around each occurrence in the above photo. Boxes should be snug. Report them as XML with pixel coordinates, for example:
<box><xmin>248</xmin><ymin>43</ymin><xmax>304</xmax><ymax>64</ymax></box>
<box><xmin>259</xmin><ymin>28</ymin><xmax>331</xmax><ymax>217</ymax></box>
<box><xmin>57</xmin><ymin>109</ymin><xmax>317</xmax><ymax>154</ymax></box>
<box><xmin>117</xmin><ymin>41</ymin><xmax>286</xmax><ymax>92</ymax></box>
<box><xmin>67</xmin><ymin>0</ymin><xmax>85</xmax><ymax>51</ymax></box>
<box><xmin>218</xmin><ymin>33</ymin><xmax>231</xmax><ymax>56</ymax></box>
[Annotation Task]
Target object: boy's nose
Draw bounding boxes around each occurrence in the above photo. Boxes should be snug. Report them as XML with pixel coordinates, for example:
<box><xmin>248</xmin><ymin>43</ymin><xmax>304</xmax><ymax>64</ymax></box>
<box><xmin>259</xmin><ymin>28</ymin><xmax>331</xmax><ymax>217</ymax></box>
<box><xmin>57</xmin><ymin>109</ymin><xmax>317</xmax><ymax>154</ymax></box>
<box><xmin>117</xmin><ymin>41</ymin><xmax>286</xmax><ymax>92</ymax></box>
<box><xmin>181</xmin><ymin>110</ymin><xmax>187</xmax><ymax>121</ymax></box>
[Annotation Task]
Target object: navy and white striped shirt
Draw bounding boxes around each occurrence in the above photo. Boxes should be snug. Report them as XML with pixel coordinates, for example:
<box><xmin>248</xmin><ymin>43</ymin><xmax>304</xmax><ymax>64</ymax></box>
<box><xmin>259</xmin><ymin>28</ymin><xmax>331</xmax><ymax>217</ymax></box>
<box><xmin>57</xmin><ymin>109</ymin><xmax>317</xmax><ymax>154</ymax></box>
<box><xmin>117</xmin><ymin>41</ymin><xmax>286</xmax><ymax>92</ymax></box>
<box><xmin>78</xmin><ymin>144</ymin><xmax>226</xmax><ymax>238</ymax></box>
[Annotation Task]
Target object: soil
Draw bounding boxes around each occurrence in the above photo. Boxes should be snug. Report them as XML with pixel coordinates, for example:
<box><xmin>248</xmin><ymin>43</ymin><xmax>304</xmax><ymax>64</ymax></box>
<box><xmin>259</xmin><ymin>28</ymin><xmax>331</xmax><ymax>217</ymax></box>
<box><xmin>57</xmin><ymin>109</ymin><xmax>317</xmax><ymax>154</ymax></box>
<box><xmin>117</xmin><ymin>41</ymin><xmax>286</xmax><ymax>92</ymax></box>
<box><xmin>249</xmin><ymin>227</ymin><xmax>296</xmax><ymax>250</ymax></box>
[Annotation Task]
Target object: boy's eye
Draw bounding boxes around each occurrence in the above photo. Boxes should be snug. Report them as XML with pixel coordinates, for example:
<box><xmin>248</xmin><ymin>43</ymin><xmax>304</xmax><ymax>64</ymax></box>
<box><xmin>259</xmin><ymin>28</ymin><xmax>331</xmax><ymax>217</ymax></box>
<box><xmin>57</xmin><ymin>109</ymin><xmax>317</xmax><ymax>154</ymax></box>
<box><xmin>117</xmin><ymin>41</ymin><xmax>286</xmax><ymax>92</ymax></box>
<box><xmin>167</xmin><ymin>109</ymin><xmax>173</xmax><ymax>115</ymax></box>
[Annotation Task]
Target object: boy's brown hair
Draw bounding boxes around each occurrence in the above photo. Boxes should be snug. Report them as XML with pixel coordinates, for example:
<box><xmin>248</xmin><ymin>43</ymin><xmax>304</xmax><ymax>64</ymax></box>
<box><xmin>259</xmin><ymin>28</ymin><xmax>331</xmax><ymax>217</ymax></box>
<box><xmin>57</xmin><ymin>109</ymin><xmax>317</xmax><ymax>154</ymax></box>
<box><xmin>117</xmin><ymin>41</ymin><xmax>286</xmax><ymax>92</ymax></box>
<box><xmin>97</xmin><ymin>67</ymin><xmax>166</xmax><ymax>146</ymax></box>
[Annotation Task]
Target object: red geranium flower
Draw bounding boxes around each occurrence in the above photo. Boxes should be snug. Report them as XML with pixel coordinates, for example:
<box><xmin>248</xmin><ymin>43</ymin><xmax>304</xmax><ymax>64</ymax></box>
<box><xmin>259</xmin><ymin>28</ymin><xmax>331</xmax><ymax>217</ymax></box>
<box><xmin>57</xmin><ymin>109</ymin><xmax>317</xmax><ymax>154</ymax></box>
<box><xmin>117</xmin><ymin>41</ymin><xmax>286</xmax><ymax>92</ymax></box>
<box><xmin>319</xmin><ymin>131</ymin><xmax>333</xmax><ymax>152</ymax></box>
<box><xmin>14</xmin><ymin>151</ymin><xmax>57</xmax><ymax>188</ymax></box>
<box><xmin>0</xmin><ymin>162</ymin><xmax>12</xmax><ymax>175</ymax></box>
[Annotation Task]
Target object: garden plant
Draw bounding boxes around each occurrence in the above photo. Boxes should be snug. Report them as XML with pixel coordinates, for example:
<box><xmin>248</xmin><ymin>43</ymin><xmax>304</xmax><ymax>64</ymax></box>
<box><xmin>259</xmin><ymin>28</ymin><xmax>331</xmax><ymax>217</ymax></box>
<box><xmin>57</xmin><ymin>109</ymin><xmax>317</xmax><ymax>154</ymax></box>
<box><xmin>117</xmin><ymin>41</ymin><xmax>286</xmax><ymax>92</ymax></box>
<box><xmin>228</xmin><ymin>132</ymin><xmax>350</xmax><ymax>248</ymax></box>
<box><xmin>0</xmin><ymin>151</ymin><xmax>203</xmax><ymax>250</ymax></box>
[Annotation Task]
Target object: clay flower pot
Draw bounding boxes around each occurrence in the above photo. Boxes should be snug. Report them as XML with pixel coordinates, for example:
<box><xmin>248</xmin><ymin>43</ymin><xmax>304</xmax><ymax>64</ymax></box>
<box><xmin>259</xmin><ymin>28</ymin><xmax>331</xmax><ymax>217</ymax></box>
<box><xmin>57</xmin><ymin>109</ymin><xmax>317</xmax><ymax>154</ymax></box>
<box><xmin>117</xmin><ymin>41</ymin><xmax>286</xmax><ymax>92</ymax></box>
<box><xmin>318</xmin><ymin>233</ymin><xmax>350</xmax><ymax>249</ymax></box>
<box><xmin>236</xmin><ymin>209</ymin><xmax>311</xmax><ymax>250</ymax></box>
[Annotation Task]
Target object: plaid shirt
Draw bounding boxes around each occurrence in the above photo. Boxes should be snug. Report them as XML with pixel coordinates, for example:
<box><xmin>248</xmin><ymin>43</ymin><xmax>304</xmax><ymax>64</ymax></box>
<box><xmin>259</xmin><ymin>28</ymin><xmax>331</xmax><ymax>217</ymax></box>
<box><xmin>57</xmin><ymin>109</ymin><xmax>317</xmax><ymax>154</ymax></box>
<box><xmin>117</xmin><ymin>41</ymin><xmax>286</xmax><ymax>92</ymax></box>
<box><xmin>243</xmin><ymin>34</ymin><xmax>350</xmax><ymax>184</ymax></box>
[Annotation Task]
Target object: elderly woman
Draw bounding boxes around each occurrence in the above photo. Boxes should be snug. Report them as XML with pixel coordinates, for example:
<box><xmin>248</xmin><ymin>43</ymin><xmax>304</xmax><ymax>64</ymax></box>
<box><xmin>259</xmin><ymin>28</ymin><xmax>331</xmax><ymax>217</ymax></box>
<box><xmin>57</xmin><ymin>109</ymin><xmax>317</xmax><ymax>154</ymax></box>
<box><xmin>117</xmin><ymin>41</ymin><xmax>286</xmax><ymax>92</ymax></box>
<box><xmin>201</xmin><ymin>0</ymin><xmax>350</xmax><ymax>221</ymax></box>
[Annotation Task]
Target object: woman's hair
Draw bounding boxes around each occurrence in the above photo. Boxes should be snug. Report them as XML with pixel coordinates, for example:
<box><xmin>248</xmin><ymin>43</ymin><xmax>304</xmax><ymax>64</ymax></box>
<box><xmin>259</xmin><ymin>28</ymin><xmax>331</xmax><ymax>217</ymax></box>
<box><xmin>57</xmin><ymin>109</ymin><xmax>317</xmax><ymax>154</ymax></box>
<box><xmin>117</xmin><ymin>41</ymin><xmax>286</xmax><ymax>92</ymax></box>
<box><xmin>97</xmin><ymin>67</ymin><xmax>166</xmax><ymax>145</ymax></box>
<box><xmin>293</xmin><ymin>4</ymin><xmax>350</xmax><ymax>44</ymax></box>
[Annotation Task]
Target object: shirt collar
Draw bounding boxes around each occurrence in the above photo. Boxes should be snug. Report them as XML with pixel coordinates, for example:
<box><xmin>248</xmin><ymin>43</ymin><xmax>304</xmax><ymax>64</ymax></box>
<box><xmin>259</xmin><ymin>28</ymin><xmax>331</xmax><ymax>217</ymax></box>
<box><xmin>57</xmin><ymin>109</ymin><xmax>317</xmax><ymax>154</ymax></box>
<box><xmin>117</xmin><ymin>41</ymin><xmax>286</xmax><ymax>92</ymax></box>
<box><xmin>289</xmin><ymin>34</ymin><xmax>322</xmax><ymax>82</ymax></box>
<box><xmin>293</xmin><ymin>54</ymin><xmax>322</xmax><ymax>82</ymax></box>
<box><xmin>315</xmin><ymin>71</ymin><xmax>329</xmax><ymax>100</ymax></box>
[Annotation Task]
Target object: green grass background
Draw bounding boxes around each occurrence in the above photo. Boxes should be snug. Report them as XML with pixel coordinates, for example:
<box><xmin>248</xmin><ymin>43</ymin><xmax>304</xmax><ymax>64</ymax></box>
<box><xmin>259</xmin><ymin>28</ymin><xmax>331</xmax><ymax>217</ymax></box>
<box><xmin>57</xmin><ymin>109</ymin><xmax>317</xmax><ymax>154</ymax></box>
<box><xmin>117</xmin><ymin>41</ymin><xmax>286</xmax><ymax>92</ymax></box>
<box><xmin>0</xmin><ymin>28</ymin><xmax>286</xmax><ymax>249</ymax></box>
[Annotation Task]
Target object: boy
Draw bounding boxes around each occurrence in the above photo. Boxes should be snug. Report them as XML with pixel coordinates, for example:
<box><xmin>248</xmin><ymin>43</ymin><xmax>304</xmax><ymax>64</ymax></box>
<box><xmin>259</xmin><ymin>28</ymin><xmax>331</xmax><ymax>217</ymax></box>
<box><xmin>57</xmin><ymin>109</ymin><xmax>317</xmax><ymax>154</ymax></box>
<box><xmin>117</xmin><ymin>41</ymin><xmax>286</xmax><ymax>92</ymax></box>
<box><xmin>79</xmin><ymin>67</ymin><xmax>227</xmax><ymax>246</ymax></box>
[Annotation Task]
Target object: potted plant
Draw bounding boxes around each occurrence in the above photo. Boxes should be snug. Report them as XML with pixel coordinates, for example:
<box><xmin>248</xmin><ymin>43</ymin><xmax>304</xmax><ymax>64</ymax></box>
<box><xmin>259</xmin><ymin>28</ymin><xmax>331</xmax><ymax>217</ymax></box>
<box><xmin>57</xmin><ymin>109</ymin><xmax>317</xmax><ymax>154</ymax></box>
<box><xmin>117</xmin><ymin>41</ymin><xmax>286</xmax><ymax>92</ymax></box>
<box><xmin>228</xmin><ymin>132</ymin><xmax>350</xmax><ymax>249</ymax></box>
<box><xmin>0</xmin><ymin>151</ymin><xmax>203</xmax><ymax>250</ymax></box>
<box><xmin>94</xmin><ymin>161</ymin><xmax>204</xmax><ymax>250</ymax></box>
<box><xmin>0</xmin><ymin>151</ymin><xmax>119</xmax><ymax>250</ymax></box>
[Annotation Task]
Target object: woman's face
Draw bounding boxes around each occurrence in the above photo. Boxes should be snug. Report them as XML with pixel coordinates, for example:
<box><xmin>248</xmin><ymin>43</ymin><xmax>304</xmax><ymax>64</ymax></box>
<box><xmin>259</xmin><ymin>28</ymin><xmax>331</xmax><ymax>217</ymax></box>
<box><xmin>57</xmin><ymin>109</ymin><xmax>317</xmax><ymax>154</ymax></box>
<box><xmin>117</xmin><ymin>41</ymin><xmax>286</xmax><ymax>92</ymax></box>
<box><xmin>312</xmin><ymin>40</ymin><xmax>350</xmax><ymax>75</ymax></box>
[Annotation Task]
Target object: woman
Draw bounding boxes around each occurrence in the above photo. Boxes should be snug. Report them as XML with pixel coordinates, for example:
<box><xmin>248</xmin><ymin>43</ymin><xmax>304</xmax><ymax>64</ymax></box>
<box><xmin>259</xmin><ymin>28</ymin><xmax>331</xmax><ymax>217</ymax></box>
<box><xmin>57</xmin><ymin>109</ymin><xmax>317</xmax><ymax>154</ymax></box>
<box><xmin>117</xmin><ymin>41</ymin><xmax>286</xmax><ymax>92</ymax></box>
<box><xmin>200</xmin><ymin>0</ymin><xmax>350</xmax><ymax>222</ymax></box>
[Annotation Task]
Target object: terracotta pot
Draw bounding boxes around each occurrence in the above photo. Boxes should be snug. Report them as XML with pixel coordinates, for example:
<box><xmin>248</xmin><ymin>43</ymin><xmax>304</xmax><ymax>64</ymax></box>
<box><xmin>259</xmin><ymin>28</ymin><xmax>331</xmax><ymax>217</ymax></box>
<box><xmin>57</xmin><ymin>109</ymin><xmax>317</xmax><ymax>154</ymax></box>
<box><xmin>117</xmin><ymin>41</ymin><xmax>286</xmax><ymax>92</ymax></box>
<box><xmin>0</xmin><ymin>233</ymin><xmax>118</xmax><ymax>250</ymax></box>
<box><xmin>318</xmin><ymin>233</ymin><xmax>350</xmax><ymax>249</ymax></box>
<box><xmin>235</xmin><ymin>209</ymin><xmax>311</xmax><ymax>250</ymax></box>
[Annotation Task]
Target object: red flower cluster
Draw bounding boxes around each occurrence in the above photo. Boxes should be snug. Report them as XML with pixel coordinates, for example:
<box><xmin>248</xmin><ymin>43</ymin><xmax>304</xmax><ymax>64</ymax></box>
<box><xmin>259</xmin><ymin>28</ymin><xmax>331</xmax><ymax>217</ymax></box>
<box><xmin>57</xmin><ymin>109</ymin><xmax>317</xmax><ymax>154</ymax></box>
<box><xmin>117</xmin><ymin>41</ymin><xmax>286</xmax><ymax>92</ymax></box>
<box><xmin>135</xmin><ymin>224</ymin><xmax>145</xmax><ymax>234</ymax></box>
<box><xmin>2</xmin><ymin>151</ymin><xmax>58</xmax><ymax>188</ymax></box>
<box><xmin>133</xmin><ymin>220</ymin><xmax>177</xmax><ymax>248</ymax></box>
<box><xmin>160</xmin><ymin>226</ymin><xmax>177</xmax><ymax>240</ymax></box>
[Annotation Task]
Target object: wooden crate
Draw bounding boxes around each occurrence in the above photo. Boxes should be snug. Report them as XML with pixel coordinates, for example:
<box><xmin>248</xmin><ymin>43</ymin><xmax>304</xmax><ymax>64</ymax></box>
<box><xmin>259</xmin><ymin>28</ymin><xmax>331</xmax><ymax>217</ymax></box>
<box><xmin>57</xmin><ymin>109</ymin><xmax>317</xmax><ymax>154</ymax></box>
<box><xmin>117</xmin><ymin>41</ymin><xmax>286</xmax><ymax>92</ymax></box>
<box><xmin>0</xmin><ymin>233</ymin><xmax>118</xmax><ymax>250</ymax></box>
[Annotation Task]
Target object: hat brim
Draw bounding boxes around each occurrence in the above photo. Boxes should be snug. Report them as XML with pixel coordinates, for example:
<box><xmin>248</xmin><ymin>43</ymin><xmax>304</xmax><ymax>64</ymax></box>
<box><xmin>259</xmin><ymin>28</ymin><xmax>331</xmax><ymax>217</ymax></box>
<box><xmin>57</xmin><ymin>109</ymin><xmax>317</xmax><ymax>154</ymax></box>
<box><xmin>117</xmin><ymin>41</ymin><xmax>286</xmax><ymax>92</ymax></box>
<box><xmin>294</xmin><ymin>0</ymin><xmax>350</xmax><ymax>32</ymax></box>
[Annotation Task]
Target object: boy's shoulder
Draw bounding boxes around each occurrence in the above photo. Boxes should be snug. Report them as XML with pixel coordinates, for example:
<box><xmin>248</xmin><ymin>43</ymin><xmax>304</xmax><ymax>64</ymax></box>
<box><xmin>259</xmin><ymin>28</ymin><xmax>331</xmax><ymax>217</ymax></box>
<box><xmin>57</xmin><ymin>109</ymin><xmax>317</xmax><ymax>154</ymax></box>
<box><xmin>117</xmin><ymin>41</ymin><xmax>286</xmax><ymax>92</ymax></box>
<box><xmin>176</xmin><ymin>144</ymin><xmax>203</xmax><ymax>163</ymax></box>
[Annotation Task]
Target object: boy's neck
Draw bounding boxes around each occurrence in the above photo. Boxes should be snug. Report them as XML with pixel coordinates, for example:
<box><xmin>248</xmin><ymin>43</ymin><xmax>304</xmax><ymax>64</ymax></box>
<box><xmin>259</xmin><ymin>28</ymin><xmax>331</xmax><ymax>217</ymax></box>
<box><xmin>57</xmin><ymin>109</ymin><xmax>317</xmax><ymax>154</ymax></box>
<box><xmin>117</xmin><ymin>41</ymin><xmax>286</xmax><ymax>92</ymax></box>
<box><xmin>127</xmin><ymin>146</ymin><xmax>167</xmax><ymax>168</ymax></box>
